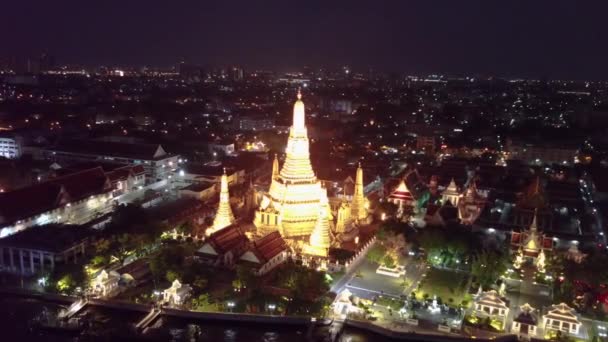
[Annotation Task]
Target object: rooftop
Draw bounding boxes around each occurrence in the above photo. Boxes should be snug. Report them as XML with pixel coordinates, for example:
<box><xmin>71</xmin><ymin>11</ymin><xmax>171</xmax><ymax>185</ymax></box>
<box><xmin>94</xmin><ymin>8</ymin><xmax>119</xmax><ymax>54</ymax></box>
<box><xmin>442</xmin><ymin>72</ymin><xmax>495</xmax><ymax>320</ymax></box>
<box><xmin>0</xmin><ymin>167</ymin><xmax>112</xmax><ymax>226</ymax></box>
<box><xmin>0</xmin><ymin>224</ymin><xmax>91</xmax><ymax>253</ymax></box>
<box><xmin>50</xmin><ymin>139</ymin><xmax>172</xmax><ymax>161</ymax></box>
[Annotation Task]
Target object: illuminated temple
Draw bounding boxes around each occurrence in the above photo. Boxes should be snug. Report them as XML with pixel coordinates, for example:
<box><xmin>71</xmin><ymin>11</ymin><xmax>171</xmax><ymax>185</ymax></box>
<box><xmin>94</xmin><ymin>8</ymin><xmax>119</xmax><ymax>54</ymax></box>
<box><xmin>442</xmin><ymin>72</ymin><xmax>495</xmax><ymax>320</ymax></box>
<box><xmin>254</xmin><ymin>91</ymin><xmax>369</xmax><ymax>256</ymax></box>
<box><xmin>208</xmin><ymin>168</ymin><xmax>235</xmax><ymax>235</ymax></box>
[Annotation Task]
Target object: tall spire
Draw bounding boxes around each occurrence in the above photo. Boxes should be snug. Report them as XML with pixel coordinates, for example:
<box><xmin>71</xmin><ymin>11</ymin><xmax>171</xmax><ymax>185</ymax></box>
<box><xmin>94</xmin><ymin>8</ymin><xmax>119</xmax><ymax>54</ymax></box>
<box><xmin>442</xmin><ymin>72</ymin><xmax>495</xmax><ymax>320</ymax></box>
<box><xmin>209</xmin><ymin>168</ymin><xmax>235</xmax><ymax>235</ymax></box>
<box><xmin>292</xmin><ymin>88</ymin><xmax>305</xmax><ymax>132</ymax></box>
<box><xmin>279</xmin><ymin>91</ymin><xmax>316</xmax><ymax>181</ymax></box>
<box><xmin>529</xmin><ymin>209</ymin><xmax>539</xmax><ymax>232</ymax></box>
<box><xmin>351</xmin><ymin>162</ymin><xmax>367</xmax><ymax>221</ymax></box>
<box><xmin>272</xmin><ymin>154</ymin><xmax>279</xmax><ymax>179</ymax></box>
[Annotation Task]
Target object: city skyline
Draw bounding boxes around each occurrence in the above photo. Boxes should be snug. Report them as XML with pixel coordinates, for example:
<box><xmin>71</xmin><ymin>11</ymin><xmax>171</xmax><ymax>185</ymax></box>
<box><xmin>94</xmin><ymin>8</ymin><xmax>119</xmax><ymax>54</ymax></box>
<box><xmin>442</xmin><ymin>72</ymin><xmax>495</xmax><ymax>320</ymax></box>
<box><xmin>2</xmin><ymin>1</ymin><xmax>608</xmax><ymax>79</ymax></box>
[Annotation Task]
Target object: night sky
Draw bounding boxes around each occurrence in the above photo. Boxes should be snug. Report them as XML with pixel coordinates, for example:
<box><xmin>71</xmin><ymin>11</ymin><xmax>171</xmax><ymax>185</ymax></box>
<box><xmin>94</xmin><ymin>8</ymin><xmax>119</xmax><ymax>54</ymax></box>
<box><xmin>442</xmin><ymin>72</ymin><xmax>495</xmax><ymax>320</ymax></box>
<box><xmin>2</xmin><ymin>0</ymin><xmax>607</xmax><ymax>79</ymax></box>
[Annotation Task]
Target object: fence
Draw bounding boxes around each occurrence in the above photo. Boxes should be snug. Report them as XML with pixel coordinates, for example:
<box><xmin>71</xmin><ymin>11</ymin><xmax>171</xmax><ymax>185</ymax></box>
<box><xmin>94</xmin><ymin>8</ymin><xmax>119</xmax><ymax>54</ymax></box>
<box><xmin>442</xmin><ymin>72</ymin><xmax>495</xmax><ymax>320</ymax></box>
<box><xmin>327</xmin><ymin>236</ymin><xmax>376</xmax><ymax>274</ymax></box>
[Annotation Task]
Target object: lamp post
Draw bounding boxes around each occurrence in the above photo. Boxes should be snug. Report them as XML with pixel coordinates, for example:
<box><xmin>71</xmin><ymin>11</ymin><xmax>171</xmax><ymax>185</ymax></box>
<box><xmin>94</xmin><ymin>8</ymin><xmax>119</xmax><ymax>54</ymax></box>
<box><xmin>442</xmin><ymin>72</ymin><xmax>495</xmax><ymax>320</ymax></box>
<box><xmin>267</xmin><ymin>303</ymin><xmax>276</xmax><ymax>315</ymax></box>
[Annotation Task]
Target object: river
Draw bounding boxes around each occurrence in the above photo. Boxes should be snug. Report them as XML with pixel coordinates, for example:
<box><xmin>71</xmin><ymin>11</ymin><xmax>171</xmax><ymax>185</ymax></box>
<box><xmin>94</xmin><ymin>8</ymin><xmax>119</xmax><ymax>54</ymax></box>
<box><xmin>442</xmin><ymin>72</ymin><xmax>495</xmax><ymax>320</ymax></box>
<box><xmin>0</xmin><ymin>296</ymin><xmax>376</xmax><ymax>341</ymax></box>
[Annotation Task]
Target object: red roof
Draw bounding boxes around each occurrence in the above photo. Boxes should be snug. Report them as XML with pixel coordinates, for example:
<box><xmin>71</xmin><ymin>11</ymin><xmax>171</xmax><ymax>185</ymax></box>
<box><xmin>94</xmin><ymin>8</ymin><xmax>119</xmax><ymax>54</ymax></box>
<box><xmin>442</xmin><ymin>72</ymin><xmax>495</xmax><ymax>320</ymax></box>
<box><xmin>251</xmin><ymin>231</ymin><xmax>288</xmax><ymax>263</ymax></box>
<box><xmin>0</xmin><ymin>167</ymin><xmax>111</xmax><ymax>226</ymax></box>
<box><xmin>206</xmin><ymin>225</ymin><xmax>249</xmax><ymax>255</ymax></box>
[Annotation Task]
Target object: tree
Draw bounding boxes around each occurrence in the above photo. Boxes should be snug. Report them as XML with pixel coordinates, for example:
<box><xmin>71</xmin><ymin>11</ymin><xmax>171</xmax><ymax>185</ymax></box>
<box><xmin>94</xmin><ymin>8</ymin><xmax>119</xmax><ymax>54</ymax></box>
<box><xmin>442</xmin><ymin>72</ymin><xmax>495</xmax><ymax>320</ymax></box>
<box><xmin>191</xmin><ymin>294</ymin><xmax>217</xmax><ymax>312</ymax></box>
<box><xmin>236</xmin><ymin>265</ymin><xmax>256</xmax><ymax>289</ymax></box>
<box><xmin>378</xmin><ymin>201</ymin><xmax>398</xmax><ymax>218</ymax></box>
<box><xmin>366</xmin><ymin>244</ymin><xmax>387</xmax><ymax>264</ymax></box>
<box><xmin>166</xmin><ymin>270</ymin><xmax>179</xmax><ymax>282</ymax></box>
<box><xmin>176</xmin><ymin>221</ymin><xmax>194</xmax><ymax>235</ymax></box>
<box><xmin>192</xmin><ymin>276</ymin><xmax>208</xmax><ymax>292</ymax></box>
<box><xmin>471</xmin><ymin>249</ymin><xmax>509</xmax><ymax>289</ymax></box>
<box><xmin>383</xmin><ymin>255</ymin><xmax>396</xmax><ymax>268</ymax></box>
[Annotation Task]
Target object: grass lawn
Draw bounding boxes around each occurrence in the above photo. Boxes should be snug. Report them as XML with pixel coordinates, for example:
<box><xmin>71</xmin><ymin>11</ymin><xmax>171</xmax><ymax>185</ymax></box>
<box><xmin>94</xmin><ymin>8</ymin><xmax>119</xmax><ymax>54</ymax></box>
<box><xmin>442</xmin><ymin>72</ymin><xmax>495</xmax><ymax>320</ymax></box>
<box><xmin>416</xmin><ymin>268</ymin><xmax>471</xmax><ymax>307</ymax></box>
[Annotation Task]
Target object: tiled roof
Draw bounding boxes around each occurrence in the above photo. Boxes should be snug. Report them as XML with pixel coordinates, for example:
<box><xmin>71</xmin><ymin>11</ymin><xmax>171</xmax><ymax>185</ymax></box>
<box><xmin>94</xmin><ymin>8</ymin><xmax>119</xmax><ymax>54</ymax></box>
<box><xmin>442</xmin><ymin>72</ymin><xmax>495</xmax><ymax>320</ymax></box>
<box><xmin>50</xmin><ymin>139</ymin><xmax>169</xmax><ymax>160</ymax></box>
<box><xmin>206</xmin><ymin>225</ymin><xmax>249</xmax><ymax>255</ymax></box>
<box><xmin>0</xmin><ymin>224</ymin><xmax>90</xmax><ymax>253</ymax></box>
<box><xmin>0</xmin><ymin>167</ymin><xmax>111</xmax><ymax>226</ymax></box>
<box><xmin>251</xmin><ymin>231</ymin><xmax>287</xmax><ymax>263</ymax></box>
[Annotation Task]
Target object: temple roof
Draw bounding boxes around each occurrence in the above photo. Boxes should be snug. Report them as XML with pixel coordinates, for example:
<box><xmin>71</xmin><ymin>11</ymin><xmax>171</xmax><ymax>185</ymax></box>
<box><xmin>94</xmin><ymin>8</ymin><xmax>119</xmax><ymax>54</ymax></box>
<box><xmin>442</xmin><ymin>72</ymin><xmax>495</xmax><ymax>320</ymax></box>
<box><xmin>202</xmin><ymin>225</ymin><xmax>249</xmax><ymax>255</ymax></box>
<box><xmin>251</xmin><ymin>231</ymin><xmax>288</xmax><ymax>263</ymax></box>
<box><xmin>544</xmin><ymin>303</ymin><xmax>580</xmax><ymax>325</ymax></box>
<box><xmin>514</xmin><ymin>303</ymin><xmax>538</xmax><ymax>325</ymax></box>
<box><xmin>518</xmin><ymin>176</ymin><xmax>547</xmax><ymax>209</ymax></box>
<box><xmin>476</xmin><ymin>290</ymin><xmax>509</xmax><ymax>309</ymax></box>
<box><xmin>389</xmin><ymin>179</ymin><xmax>414</xmax><ymax>202</ymax></box>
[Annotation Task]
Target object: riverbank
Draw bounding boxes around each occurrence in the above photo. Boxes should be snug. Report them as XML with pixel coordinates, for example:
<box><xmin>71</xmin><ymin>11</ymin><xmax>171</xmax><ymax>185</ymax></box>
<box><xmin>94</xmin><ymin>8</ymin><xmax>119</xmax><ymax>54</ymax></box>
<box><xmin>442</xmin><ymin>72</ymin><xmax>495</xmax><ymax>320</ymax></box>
<box><xmin>0</xmin><ymin>286</ymin><xmax>518</xmax><ymax>341</ymax></box>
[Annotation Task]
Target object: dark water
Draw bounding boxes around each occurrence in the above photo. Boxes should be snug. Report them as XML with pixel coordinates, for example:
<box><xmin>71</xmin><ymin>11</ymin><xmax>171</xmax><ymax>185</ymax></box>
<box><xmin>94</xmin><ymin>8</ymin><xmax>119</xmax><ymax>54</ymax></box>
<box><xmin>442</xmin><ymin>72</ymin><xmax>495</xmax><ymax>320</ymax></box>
<box><xmin>0</xmin><ymin>297</ymin><xmax>376</xmax><ymax>342</ymax></box>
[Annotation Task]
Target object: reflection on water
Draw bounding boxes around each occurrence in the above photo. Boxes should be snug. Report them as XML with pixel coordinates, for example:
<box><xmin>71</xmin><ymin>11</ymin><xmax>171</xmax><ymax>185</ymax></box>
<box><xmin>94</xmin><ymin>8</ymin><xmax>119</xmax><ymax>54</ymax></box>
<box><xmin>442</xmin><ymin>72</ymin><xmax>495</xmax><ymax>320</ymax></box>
<box><xmin>0</xmin><ymin>296</ymin><xmax>379</xmax><ymax>342</ymax></box>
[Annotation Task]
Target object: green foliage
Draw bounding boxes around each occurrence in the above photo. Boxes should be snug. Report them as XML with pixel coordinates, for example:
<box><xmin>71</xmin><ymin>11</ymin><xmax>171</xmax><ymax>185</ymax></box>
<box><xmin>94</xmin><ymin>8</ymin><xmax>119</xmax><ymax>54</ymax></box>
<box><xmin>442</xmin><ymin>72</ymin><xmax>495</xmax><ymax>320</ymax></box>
<box><xmin>48</xmin><ymin>263</ymin><xmax>87</xmax><ymax>294</ymax></box>
<box><xmin>417</xmin><ymin>226</ymin><xmax>477</xmax><ymax>267</ymax></box>
<box><xmin>190</xmin><ymin>294</ymin><xmax>218</xmax><ymax>312</ymax></box>
<box><xmin>176</xmin><ymin>221</ymin><xmax>194</xmax><ymax>235</ymax></box>
<box><xmin>149</xmin><ymin>244</ymin><xmax>196</xmax><ymax>284</ymax></box>
<box><xmin>166</xmin><ymin>270</ymin><xmax>179</xmax><ymax>282</ymax></box>
<box><xmin>378</xmin><ymin>201</ymin><xmax>398</xmax><ymax>218</ymax></box>
<box><xmin>383</xmin><ymin>255</ymin><xmax>396</xmax><ymax>268</ymax></box>
<box><xmin>471</xmin><ymin>249</ymin><xmax>509</xmax><ymax>289</ymax></box>
<box><xmin>366</xmin><ymin>244</ymin><xmax>387</xmax><ymax>264</ymax></box>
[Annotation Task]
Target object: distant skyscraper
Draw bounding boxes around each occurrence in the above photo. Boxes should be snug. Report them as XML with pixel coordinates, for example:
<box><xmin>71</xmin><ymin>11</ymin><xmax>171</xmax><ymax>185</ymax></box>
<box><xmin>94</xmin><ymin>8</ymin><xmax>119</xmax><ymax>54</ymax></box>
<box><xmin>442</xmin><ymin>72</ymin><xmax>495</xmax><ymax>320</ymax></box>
<box><xmin>231</xmin><ymin>66</ymin><xmax>244</xmax><ymax>81</ymax></box>
<box><xmin>39</xmin><ymin>53</ymin><xmax>56</xmax><ymax>72</ymax></box>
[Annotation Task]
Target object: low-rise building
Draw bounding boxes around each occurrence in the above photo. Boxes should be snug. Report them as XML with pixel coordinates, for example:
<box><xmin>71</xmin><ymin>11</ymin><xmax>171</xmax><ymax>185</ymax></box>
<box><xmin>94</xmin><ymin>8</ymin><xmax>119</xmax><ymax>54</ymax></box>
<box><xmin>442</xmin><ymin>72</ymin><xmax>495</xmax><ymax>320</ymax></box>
<box><xmin>0</xmin><ymin>134</ymin><xmax>23</xmax><ymax>159</ymax></box>
<box><xmin>511</xmin><ymin>303</ymin><xmax>538</xmax><ymax>339</ymax></box>
<box><xmin>474</xmin><ymin>290</ymin><xmax>510</xmax><ymax>328</ymax></box>
<box><xmin>0</xmin><ymin>224</ymin><xmax>90</xmax><ymax>275</ymax></box>
<box><xmin>163</xmin><ymin>279</ymin><xmax>192</xmax><ymax>306</ymax></box>
<box><xmin>0</xmin><ymin>167</ymin><xmax>113</xmax><ymax>238</ymax></box>
<box><xmin>542</xmin><ymin>303</ymin><xmax>582</xmax><ymax>336</ymax></box>
<box><xmin>178</xmin><ymin>182</ymin><xmax>216</xmax><ymax>201</ymax></box>
<box><xmin>196</xmin><ymin>225</ymin><xmax>249</xmax><ymax>267</ymax></box>
<box><xmin>240</xmin><ymin>231</ymin><xmax>289</xmax><ymax>275</ymax></box>
<box><xmin>43</xmin><ymin>139</ymin><xmax>179</xmax><ymax>183</ymax></box>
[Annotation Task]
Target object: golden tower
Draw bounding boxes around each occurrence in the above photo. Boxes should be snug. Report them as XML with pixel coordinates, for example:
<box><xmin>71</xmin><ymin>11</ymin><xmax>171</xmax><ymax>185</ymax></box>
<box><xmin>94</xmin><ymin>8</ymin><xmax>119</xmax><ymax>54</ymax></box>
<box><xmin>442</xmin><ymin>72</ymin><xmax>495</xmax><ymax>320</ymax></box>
<box><xmin>350</xmin><ymin>163</ymin><xmax>367</xmax><ymax>221</ymax></box>
<box><xmin>208</xmin><ymin>168</ymin><xmax>235</xmax><ymax>235</ymax></box>
<box><xmin>256</xmin><ymin>91</ymin><xmax>324</xmax><ymax>237</ymax></box>
<box><xmin>304</xmin><ymin>189</ymin><xmax>331</xmax><ymax>257</ymax></box>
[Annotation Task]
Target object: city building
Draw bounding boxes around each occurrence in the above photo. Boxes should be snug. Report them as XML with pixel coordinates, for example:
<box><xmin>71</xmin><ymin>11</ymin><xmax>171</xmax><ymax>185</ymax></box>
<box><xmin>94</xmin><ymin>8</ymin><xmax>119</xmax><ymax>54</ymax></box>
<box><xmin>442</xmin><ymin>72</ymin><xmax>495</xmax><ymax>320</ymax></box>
<box><xmin>0</xmin><ymin>134</ymin><xmax>23</xmax><ymax>159</ymax></box>
<box><xmin>0</xmin><ymin>167</ymin><xmax>113</xmax><ymax>238</ymax></box>
<box><xmin>236</xmin><ymin>116</ymin><xmax>275</xmax><ymax>131</ymax></box>
<box><xmin>178</xmin><ymin>182</ymin><xmax>216</xmax><ymax>202</ymax></box>
<box><xmin>43</xmin><ymin>139</ymin><xmax>179</xmax><ymax>183</ymax></box>
<box><xmin>507</xmin><ymin>141</ymin><xmax>579</xmax><ymax>165</ymax></box>
<box><xmin>0</xmin><ymin>224</ymin><xmax>89</xmax><ymax>275</ymax></box>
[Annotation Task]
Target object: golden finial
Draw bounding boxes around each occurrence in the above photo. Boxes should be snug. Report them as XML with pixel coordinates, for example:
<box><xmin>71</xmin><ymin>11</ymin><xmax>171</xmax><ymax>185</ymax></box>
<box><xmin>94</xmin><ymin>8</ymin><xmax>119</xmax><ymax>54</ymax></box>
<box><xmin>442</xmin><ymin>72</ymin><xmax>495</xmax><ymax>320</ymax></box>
<box><xmin>297</xmin><ymin>88</ymin><xmax>302</xmax><ymax>100</ymax></box>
